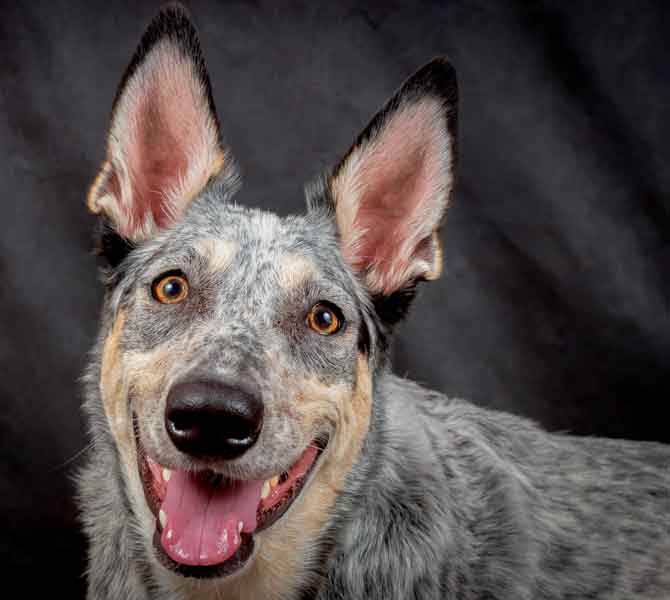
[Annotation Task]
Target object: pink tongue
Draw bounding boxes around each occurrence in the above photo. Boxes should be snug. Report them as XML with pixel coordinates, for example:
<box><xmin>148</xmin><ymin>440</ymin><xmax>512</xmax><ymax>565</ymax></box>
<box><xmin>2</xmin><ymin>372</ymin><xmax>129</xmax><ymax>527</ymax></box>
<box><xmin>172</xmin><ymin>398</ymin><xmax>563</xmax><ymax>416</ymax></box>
<box><xmin>159</xmin><ymin>471</ymin><xmax>264</xmax><ymax>566</ymax></box>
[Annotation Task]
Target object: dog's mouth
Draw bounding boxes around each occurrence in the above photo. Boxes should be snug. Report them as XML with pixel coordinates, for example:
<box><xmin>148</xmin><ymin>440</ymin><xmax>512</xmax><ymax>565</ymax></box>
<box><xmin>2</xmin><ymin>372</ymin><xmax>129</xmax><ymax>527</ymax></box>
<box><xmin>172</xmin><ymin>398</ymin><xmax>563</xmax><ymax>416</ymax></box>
<box><xmin>135</xmin><ymin>424</ymin><xmax>327</xmax><ymax>579</ymax></box>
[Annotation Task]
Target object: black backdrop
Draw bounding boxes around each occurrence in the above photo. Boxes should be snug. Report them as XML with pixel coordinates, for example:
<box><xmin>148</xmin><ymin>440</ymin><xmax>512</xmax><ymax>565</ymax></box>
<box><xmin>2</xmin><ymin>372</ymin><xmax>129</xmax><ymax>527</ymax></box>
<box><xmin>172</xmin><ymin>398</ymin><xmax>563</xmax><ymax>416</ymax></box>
<box><xmin>1</xmin><ymin>1</ymin><xmax>668</xmax><ymax>595</ymax></box>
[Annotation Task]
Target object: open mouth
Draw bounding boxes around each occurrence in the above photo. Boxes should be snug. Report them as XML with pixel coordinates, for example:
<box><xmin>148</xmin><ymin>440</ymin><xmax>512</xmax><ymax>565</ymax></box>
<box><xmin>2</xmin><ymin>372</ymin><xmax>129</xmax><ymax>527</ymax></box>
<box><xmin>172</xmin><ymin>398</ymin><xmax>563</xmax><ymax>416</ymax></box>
<box><xmin>135</xmin><ymin>423</ymin><xmax>327</xmax><ymax>579</ymax></box>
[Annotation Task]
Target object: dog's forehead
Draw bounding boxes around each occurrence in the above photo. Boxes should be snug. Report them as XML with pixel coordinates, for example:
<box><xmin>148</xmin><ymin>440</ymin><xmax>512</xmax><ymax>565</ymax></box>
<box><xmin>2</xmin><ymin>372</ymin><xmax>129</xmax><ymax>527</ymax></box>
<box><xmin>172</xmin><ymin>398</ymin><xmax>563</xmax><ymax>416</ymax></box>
<box><xmin>186</xmin><ymin>200</ymin><xmax>340</xmax><ymax>272</ymax></box>
<box><xmin>128</xmin><ymin>197</ymin><xmax>349</xmax><ymax>297</ymax></box>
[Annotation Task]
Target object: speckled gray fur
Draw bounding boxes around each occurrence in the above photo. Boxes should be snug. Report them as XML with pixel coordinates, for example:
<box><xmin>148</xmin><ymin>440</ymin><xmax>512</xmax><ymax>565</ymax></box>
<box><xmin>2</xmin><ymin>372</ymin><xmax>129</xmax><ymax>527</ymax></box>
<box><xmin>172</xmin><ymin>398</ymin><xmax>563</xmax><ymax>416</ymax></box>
<box><xmin>80</xmin><ymin>330</ymin><xmax>670</xmax><ymax>599</ymax></box>
<box><xmin>316</xmin><ymin>379</ymin><xmax>670</xmax><ymax>599</ymax></box>
<box><xmin>78</xmin><ymin>6</ymin><xmax>670</xmax><ymax>599</ymax></box>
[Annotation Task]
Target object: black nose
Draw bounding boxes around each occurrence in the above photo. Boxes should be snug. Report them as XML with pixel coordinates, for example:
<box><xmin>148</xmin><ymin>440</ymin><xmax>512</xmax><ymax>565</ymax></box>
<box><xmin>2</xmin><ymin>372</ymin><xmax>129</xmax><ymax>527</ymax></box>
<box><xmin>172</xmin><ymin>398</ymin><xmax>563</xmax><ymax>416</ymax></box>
<box><xmin>165</xmin><ymin>380</ymin><xmax>264</xmax><ymax>460</ymax></box>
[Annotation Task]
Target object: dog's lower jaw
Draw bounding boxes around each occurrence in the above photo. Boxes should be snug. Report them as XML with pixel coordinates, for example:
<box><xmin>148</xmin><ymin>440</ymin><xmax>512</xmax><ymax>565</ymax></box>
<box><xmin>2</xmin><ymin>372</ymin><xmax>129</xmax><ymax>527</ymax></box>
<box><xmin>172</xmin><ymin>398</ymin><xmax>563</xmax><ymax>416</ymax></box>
<box><xmin>134</xmin><ymin>424</ymin><xmax>329</xmax><ymax>580</ymax></box>
<box><xmin>140</xmin><ymin>426</ymin><xmax>367</xmax><ymax>598</ymax></box>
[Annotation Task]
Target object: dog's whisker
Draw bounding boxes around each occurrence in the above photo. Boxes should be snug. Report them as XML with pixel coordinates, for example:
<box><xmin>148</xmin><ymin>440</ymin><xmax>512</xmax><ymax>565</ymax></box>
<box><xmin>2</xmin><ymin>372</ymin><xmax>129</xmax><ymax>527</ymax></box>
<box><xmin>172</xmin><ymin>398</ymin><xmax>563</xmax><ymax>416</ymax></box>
<box><xmin>52</xmin><ymin>438</ymin><xmax>99</xmax><ymax>472</ymax></box>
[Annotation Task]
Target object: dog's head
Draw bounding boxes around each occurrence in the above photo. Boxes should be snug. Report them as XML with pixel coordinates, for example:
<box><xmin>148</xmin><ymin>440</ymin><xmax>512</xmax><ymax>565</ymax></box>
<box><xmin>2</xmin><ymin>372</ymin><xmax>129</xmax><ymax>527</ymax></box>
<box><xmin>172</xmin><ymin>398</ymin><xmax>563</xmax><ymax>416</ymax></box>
<box><xmin>87</xmin><ymin>4</ymin><xmax>456</xmax><ymax>589</ymax></box>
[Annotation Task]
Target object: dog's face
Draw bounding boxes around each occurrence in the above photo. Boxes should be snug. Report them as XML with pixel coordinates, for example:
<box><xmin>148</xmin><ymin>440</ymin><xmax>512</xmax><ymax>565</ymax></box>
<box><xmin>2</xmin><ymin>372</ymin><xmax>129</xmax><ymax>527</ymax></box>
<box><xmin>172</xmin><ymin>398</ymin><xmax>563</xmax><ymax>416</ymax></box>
<box><xmin>87</xmin><ymin>5</ymin><xmax>456</xmax><ymax>589</ymax></box>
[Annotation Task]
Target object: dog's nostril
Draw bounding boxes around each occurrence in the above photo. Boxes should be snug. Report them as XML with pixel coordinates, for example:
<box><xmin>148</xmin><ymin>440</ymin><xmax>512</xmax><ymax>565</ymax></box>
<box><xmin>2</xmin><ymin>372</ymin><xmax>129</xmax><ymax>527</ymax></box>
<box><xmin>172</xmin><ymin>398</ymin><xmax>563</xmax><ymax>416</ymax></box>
<box><xmin>165</xmin><ymin>380</ymin><xmax>264</xmax><ymax>460</ymax></box>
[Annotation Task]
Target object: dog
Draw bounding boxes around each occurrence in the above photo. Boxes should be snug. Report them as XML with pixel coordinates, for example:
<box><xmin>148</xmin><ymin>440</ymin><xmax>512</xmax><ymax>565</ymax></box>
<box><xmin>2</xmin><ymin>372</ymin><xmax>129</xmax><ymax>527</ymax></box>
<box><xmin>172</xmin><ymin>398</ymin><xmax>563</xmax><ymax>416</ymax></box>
<box><xmin>78</xmin><ymin>5</ymin><xmax>670</xmax><ymax>599</ymax></box>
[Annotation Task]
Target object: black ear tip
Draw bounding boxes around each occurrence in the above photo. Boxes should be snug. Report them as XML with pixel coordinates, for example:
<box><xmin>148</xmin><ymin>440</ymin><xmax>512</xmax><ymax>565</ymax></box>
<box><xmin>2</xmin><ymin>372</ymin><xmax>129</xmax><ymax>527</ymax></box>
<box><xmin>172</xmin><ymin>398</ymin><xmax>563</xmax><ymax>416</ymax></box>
<box><xmin>159</xmin><ymin>1</ymin><xmax>191</xmax><ymax>16</ymax></box>
<box><xmin>405</xmin><ymin>57</ymin><xmax>458</xmax><ymax>105</ymax></box>
<box><xmin>426</xmin><ymin>56</ymin><xmax>457</xmax><ymax>86</ymax></box>
<box><xmin>113</xmin><ymin>2</ymin><xmax>211</xmax><ymax>117</ymax></box>
<box><xmin>141</xmin><ymin>2</ymin><xmax>199</xmax><ymax>54</ymax></box>
<box><xmin>125</xmin><ymin>2</ymin><xmax>202</xmax><ymax>78</ymax></box>
<box><xmin>154</xmin><ymin>2</ymin><xmax>195</xmax><ymax>27</ymax></box>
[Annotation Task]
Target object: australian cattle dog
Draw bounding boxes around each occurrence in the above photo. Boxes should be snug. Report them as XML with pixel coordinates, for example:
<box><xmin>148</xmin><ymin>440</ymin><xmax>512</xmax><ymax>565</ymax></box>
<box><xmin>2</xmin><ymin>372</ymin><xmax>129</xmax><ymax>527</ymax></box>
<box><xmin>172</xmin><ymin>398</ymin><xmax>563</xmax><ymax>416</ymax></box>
<box><xmin>78</xmin><ymin>5</ymin><xmax>670</xmax><ymax>599</ymax></box>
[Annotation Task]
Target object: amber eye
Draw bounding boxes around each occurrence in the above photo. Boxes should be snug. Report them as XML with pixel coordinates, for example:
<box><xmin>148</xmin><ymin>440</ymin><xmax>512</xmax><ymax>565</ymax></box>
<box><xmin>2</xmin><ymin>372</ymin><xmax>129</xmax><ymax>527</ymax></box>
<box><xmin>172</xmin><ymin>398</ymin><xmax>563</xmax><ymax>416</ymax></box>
<box><xmin>152</xmin><ymin>272</ymin><xmax>189</xmax><ymax>304</ymax></box>
<box><xmin>307</xmin><ymin>302</ymin><xmax>343</xmax><ymax>335</ymax></box>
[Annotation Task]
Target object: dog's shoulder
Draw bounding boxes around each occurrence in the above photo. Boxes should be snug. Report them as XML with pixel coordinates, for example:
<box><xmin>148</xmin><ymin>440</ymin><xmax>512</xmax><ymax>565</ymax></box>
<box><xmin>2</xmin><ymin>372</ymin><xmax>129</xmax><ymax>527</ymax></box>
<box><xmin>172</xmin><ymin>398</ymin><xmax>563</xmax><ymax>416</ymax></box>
<box><xmin>323</xmin><ymin>376</ymin><xmax>541</xmax><ymax>599</ymax></box>
<box><xmin>338</xmin><ymin>375</ymin><xmax>670</xmax><ymax>599</ymax></box>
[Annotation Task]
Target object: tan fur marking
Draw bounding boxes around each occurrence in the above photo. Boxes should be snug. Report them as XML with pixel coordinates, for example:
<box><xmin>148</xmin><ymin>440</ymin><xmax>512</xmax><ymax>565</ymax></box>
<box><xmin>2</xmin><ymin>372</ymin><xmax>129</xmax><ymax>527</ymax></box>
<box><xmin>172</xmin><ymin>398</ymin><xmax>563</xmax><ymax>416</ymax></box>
<box><xmin>177</xmin><ymin>356</ymin><xmax>373</xmax><ymax>600</ymax></box>
<box><xmin>195</xmin><ymin>238</ymin><xmax>238</xmax><ymax>272</ymax></box>
<box><xmin>278</xmin><ymin>253</ymin><xmax>317</xmax><ymax>291</ymax></box>
<box><xmin>423</xmin><ymin>230</ymin><xmax>443</xmax><ymax>281</ymax></box>
<box><xmin>87</xmin><ymin>160</ymin><xmax>113</xmax><ymax>214</ymax></box>
<box><xmin>124</xmin><ymin>347</ymin><xmax>173</xmax><ymax>400</ymax></box>
<box><xmin>100</xmin><ymin>311</ymin><xmax>192</xmax><ymax>471</ymax></box>
<box><xmin>258</xmin><ymin>355</ymin><xmax>372</xmax><ymax>596</ymax></box>
<box><xmin>100</xmin><ymin>312</ymin><xmax>132</xmax><ymax>455</ymax></box>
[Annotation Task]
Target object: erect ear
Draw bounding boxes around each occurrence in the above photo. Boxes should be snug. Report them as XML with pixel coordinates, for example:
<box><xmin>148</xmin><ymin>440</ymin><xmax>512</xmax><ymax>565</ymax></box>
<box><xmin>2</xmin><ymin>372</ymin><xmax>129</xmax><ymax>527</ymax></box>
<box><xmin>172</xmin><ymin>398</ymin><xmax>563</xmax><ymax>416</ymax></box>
<box><xmin>87</xmin><ymin>5</ymin><xmax>229</xmax><ymax>244</ymax></box>
<box><xmin>327</xmin><ymin>58</ymin><xmax>457</xmax><ymax>297</ymax></box>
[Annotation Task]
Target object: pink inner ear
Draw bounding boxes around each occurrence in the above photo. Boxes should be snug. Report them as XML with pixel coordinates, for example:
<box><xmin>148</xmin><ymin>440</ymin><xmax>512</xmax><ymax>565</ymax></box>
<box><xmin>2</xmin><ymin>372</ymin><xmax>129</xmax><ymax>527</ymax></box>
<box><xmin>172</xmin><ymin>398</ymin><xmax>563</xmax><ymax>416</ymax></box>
<box><xmin>128</xmin><ymin>84</ymin><xmax>193</xmax><ymax>230</ymax></box>
<box><xmin>97</xmin><ymin>41</ymin><xmax>223</xmax><ymax>240</ymax></box>
<box><xmin>339</xmin><ymin>99</ymin><xmax>450</xmax><ymax>294</ymax></box>
<box><xmin>353</xmin><ymin>147</ymin><xmax>431</xmax><ymax>273</ymax></box>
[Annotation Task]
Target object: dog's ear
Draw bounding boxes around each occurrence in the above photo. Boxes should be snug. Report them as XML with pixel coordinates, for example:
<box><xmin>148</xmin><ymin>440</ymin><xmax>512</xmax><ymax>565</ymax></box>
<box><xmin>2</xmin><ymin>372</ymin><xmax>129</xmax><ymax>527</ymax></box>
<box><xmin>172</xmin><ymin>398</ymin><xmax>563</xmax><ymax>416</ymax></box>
<box><xmin>88</xmin><ymin>5</ymin><xmax>228</xmax><ymax>245</ymax></box>
<box><xmin>325</xmin><ymin>58</ymin><xmax>457</xmax><ymax>298</ymax></box>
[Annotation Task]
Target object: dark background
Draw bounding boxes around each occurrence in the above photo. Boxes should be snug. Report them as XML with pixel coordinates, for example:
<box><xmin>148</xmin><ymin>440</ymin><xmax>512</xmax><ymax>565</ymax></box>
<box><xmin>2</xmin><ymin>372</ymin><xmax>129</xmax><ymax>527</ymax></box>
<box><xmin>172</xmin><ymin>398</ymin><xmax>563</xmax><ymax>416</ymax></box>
<box><xmin>1</xmin><ymin>1</ymin><xmax>668</xmax><ymax>595</ymax></box>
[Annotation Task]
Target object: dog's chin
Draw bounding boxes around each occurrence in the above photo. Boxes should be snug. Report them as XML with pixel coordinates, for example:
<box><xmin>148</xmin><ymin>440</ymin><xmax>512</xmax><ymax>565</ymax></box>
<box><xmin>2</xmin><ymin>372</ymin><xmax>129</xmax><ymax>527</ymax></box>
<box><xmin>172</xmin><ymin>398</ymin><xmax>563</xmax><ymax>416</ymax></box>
<box><xmin>134</xmin><ymin>420</ymin><xmax>329</xmax><ymax>580</ymax></box>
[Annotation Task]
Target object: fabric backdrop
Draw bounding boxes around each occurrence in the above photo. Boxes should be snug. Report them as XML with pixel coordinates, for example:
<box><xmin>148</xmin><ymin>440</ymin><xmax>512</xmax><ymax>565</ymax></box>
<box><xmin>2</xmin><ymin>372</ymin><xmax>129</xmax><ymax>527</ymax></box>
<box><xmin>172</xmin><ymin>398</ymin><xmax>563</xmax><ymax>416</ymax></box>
<box><xmin>1</xmin><ymin>1</ymin><xmax>668</xmax><ymax>595</ymax></box>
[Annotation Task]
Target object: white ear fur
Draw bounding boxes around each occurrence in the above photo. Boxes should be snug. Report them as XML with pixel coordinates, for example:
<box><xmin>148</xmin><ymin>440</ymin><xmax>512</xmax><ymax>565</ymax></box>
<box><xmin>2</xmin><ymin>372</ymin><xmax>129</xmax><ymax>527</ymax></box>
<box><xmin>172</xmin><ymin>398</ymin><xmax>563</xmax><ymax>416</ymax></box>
<box><xmin>329</xmin><ymin>60</ymin><xmax>457</xmax><ymax>295</ymax></box>
<box><xmin>87</xmin><ymin>7</ymin><xmax>227</xmax><ymax>242</ymax></box>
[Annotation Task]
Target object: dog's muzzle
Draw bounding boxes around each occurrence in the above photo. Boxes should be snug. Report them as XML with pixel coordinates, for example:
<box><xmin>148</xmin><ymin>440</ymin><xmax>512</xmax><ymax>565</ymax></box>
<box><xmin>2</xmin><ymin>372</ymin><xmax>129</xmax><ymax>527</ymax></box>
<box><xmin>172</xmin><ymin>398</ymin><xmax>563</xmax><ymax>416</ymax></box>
<box><xmin>134</xmin><ymin>378</ymin><xmax>328</xmax><ymax>578</ymax></box>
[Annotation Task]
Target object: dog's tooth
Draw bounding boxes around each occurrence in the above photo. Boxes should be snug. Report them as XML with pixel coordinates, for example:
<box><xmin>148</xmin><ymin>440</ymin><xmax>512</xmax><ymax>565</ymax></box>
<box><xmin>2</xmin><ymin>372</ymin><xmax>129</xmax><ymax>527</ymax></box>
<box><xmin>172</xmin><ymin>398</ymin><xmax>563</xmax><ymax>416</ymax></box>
<box><xmin>167</xmin><ymin>529</ymin><xmax>173</xmax><ymax>540</ymax></box>
<box><xmin>261</xmin><ymin>480</ymin><xmax>270</xmax><ymax>499</ymax></box>
<box><xmin>270</xmin><ymin>475</ymin><xmax>280</xmax><ymax>487</ymax></box>
<box><xmin>159</xmin><ymin>509</ymin><xmax>167</xmax><ymax>529</ymax></box>
<box><xmin>162</xmin><ymin>468</ymin><xmax>171</xmax><ymax>482</ymax></box>
<box><xmin>238</xmin><ymin>521</ymin><xmax>243</xmax><ymax>533</ymax></box>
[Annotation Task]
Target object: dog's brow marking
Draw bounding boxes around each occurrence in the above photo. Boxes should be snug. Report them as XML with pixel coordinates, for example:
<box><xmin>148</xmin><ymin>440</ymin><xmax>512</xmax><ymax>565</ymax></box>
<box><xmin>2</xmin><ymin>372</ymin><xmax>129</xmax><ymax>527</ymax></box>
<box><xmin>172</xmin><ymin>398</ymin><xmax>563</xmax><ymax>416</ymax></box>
<box><xmin>195</xmin><ymin>238</ymin><xmax>238</xmax><ymax>272</ymax></box>
<box><xmin>278</xmin><ymin>253</ymin><xmax>317</xmax><ymax>290</ymax></box>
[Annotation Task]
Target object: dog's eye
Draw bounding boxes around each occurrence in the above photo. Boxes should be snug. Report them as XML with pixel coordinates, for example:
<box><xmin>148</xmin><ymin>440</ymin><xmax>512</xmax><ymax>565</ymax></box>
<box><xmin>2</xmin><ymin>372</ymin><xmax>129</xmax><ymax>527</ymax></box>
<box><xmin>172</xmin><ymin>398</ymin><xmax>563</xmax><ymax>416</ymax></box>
<box><xmin>307</xmin><ymin>302</ymin><xmax>343</xmax><ymax>335</ymax></box>
<box><xmin>152</xmin><ymin>272</ymin><xmax>189</xmax><ymax>304</ymax></box>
